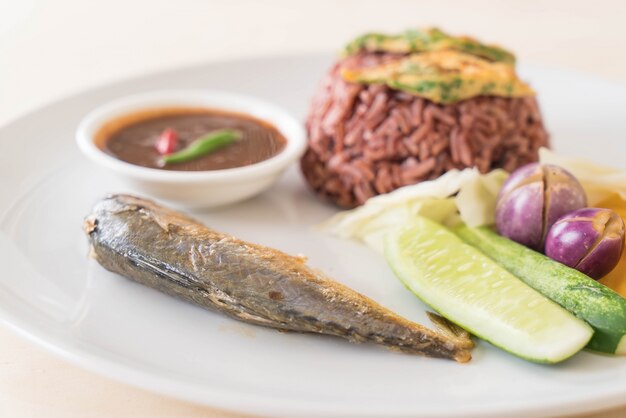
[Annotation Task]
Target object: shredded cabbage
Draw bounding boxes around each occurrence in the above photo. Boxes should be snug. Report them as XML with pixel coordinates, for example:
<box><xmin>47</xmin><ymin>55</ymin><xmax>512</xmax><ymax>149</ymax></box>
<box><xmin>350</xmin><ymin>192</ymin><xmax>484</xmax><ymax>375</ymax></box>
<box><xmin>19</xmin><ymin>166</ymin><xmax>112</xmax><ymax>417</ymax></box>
<box><xmin>321</xmin><ymin>168</ymin><xmax>507</xmax><ymax>253</ymax></box>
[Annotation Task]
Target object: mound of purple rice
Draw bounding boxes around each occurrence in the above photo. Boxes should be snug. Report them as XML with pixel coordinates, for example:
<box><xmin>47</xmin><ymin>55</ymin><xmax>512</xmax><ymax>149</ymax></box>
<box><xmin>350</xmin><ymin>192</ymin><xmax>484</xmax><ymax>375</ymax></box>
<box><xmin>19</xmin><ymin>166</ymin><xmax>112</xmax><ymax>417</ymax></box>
<box><xmin>301</xmin><ymin>53</ymin><xmax>549</xmax><ymax>208</ymax></box>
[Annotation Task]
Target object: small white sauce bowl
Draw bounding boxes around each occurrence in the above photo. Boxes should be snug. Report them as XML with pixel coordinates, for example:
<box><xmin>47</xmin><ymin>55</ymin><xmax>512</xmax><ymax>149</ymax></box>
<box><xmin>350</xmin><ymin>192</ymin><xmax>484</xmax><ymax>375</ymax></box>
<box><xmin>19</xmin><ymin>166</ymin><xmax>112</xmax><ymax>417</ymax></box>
<box><xmin>76</xmin><ymin>90</ymin><xmax>306</xmax><ymax>208</ymax></box>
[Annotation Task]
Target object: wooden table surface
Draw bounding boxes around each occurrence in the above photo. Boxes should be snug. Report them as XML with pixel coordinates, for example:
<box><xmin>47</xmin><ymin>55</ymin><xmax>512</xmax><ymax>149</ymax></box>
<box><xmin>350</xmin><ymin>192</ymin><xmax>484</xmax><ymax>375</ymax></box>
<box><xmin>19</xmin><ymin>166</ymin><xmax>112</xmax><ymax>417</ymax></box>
<box><xmin>1</xmin><ymin>0</ymin><xmax>625</xmax><ymax>416</ymax></box>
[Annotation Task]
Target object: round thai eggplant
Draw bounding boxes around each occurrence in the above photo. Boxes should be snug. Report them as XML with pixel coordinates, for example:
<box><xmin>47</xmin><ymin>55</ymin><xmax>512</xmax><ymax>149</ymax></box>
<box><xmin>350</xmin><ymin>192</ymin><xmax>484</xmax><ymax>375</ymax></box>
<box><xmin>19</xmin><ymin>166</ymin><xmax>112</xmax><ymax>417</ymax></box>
<box><xmin>495</xmin><ymin>163</ymin><xmax>587</xmax><ymax>251</ymax></box>
<box><xmin>545</xmin><ymin>208</ymin><xmax>625</xmax><ymax>280</ymax></box>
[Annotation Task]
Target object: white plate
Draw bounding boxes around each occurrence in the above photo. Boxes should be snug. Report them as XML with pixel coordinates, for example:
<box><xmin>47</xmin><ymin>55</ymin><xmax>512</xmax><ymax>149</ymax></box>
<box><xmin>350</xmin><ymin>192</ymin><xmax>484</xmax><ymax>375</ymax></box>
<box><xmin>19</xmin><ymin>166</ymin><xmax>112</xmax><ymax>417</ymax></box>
<box><xmin>1</xmin><ymin>54</ymin><xmax>626</xmax><ymax>418</ymax></box>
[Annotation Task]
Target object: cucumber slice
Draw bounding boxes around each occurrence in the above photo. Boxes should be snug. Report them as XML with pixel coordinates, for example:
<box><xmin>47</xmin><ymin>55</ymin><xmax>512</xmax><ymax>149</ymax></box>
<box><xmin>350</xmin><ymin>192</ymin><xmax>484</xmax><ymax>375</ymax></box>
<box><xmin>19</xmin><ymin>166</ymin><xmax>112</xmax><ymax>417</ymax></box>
<box><xmin>454</xmin><ymin>225</ymin><xmax>626</xmax><ymax>355</ymax></box>
<box><xmin>385</xmin><ymin>217</ymin><xmax>593</xmax><ymax>363</ymax></box>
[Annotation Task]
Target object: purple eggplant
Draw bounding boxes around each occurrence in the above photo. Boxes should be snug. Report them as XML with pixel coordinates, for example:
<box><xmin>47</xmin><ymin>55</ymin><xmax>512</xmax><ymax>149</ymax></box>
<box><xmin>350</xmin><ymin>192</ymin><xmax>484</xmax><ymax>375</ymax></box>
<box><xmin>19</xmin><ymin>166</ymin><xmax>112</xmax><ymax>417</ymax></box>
<box><xmin>545</xmin><ymin>208</ymin><xmax>625</xmax><ymax>280</ymax></box>
<box><xmin>495</xmin><ymin>163</ymin><xmax>587</xmax><ymax>251</ymax></box>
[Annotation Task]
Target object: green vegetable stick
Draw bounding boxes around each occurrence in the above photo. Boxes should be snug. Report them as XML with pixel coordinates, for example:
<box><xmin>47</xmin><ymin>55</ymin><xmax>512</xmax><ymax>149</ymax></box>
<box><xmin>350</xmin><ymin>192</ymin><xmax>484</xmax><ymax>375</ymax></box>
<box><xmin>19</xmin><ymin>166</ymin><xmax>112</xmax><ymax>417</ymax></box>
<box><xmin>162</xmin><ymin>129</ymin><xmax>242</xmax><ymax>165</ymax></box>
<box><xmin>385</xmin><ymin>216</ymin><xmax>592</xmax><ymax>363</ymax></box>
<box><xmin>454</xmin><ymin>224</ymin><xmax>626</xmax><ymax>355</ymax></box>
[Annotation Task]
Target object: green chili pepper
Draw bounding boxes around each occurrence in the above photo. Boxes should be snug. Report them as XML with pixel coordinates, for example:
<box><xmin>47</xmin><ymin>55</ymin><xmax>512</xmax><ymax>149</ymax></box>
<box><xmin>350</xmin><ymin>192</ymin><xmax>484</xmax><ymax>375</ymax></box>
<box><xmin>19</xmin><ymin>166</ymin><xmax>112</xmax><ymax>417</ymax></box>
<box><xmin>161</xmin><ymin>129</ymin><xmax>242</xmax><ymax>165</ymax></box>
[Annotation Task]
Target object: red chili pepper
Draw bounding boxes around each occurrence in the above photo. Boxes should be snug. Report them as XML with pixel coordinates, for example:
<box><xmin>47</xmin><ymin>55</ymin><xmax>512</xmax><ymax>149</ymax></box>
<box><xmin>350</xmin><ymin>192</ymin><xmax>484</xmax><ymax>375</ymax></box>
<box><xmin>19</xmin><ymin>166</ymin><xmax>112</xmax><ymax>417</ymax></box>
<box><xmin>156</xmin><ymin>128</ymin><xmax>179</xmax><ymax>155</ymax></box>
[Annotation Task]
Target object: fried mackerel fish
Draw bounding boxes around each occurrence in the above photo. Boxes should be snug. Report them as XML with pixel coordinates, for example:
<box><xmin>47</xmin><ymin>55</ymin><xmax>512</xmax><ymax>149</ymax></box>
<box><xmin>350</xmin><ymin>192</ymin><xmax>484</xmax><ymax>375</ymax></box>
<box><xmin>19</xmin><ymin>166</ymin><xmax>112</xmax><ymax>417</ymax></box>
<box><xmin>84</xmin><ymin>195</ymin><xmax>473</xmax><ymax>362</ymax></box>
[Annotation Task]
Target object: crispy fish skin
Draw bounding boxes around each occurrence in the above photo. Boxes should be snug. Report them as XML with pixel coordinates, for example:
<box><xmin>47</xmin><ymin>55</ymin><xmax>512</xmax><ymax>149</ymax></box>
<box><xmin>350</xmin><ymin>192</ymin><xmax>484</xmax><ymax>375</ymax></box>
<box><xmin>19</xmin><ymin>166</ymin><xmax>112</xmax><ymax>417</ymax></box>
<box><xmin>84</xmin><ymin>195</ymin><xmax>472</xmax><ymax>362</ymax></box>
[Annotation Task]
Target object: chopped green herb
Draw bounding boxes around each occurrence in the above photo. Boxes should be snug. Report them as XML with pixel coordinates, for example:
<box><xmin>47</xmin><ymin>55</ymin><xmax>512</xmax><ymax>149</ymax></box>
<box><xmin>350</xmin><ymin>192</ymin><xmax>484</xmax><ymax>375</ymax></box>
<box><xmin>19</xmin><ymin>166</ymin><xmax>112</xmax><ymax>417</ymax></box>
<box><xmin>343</xmin><ymin>27</ymin><xmax>515</xmax><ymax>64</ymax></box>
<box><xmin>341</xmin><ymin>51</ymin><xmax>534</xmax><ymax>104</ymax></box>
<box><xmin>481</xmin><ymin>82</ymin><xmax>496</xmax><ymax>94</ymax></box>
